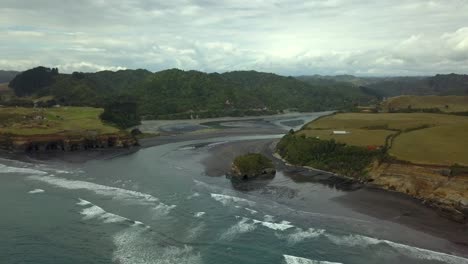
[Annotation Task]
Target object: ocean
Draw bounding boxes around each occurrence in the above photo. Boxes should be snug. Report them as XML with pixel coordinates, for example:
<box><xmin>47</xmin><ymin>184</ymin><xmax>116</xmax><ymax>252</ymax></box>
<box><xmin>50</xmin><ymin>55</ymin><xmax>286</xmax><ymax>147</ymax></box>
<box><xmin>1</xmin><ymin>134</ymin><xmax>467</xmax><ymax>264</ymax></box>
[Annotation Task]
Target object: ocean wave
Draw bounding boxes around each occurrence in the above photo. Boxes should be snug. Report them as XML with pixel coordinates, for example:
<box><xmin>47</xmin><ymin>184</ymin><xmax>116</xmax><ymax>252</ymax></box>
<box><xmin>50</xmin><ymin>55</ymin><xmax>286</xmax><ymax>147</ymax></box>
<box><xmin>186</xmin><ymin>222</ymin><xmax>206</xmax><ymax>240</ymax></box>
<box><xmin>245</xmin><ymin>208</ymin><xmax>258</xmax><ymax>214</ymax></box>
<box><xmin>324</xmin><ymin>233</ymin><xmax>468</xmax><ymax>264</ymax></box>
<box><xmin>28</xmin><ymin>189</ymin><xmax>45</xmax><ymax>194</ymax></box>
<box><xmin>77</xmin><ymin>198</ymin><xmax>133</xmax><ymax>224</ymax></box>
<box><xmin>178</xmin><ymin>146</ymin><xmax>196</xmax><ymax>151</ymax></box>
<box><xmin>283</xmin><ymin>255</ymin><xmax>342</xmax><ymax>264</ymax></box>
<box><xmin>194</xmin><ymin>212</ymin><xmax>205</xmax><ymax>218</ymax></box>
<box><xmin>220</xmin><ymin>216</ymin><xmax>295</xmax><ymax>240</ymax></box>
<box><xmin>113</xmin><ymin>226</ymin><xmax>201</xmax><ymax>264</ymax></box>
<box><xmin>284</xmin><ymin>227</ymin><xmax>468</xmax><ymax>263</ymax></box>
<box><xmin>220</xmin><ymin>217</ymin><xmax>257</xmax><ymax>240</ymax></box>
<box><xmin>28</xmin><ymin>175</ymin><xmax>176</xmax><ymax>216</ymax></box>
<box><xmin>152</xmin><ymin>203</ymin><xmax>177</xmax><ymax>217</ymax></box>
<box><xmin>253</xmin><ymin>219</ymin><xmax>294</xmax><ymax>231</ymax></box>
<box><xmin>210</xmin><ymin>193</ymin><xmax>256</xmax><ymax>207</ymax></box>
<box><xmin>264</xmin><ymin>214</ymin><xmax>275</xmax><ymax>222</ymax></box>
<box><xmin>286</xmin><ymin>228</ymin><xmax>326</xmax><ymax>244</ymax></box>
<box><xmin>0</xmin><ymin>164</ymin><xmax>47</xmax><ymax>175</ymax></box>
<box><xmin>206</xmin><ymin>141</ymin><xmax>229</xmax><ymax>149</ymax></box>
<box><xmin>187</xmin><ymin>192</ymin><xmax>200</xmax><ymax>199</ymax></box>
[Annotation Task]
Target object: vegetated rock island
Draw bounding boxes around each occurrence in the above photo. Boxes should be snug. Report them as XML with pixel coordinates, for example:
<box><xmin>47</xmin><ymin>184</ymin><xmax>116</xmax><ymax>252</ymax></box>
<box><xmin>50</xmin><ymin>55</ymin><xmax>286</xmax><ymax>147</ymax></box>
<box><xmin>230</xmin><ymin>153</ymin><xmax>276</xmax><ymax>181</ymax></box>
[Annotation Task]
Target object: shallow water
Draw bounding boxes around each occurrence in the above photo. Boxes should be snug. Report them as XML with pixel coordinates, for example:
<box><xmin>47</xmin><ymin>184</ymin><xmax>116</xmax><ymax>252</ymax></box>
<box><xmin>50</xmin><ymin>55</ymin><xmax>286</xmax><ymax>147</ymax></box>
<box><xmin>1</xmin><ymin>134</ymin><xmax>468</xmax><ymax>264</ymax></box>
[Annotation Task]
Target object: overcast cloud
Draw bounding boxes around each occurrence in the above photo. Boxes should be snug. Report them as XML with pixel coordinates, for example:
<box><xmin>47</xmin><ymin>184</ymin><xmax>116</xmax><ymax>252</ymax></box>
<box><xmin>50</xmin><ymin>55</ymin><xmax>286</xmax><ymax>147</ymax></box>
<box><xmin>1</xmin><ymin>0</ymin><xmax>468</xmax><ymax>76</ymax></box>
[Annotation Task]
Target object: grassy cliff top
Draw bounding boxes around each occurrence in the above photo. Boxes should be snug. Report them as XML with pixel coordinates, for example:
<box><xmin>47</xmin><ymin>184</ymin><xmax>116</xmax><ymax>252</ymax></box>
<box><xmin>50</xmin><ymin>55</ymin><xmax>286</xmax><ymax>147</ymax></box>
<box><xmin>233</xmin><ymin>153</ymin><xmax>274</xmax><ymax>175</ymax></box>
<box><xmin>299</xmin><ymin>112</ymin><xmax>468</xmax><ymax>166</ymax></box>
<box><xmin>381</xmin><ymin>95</ymin><xmax>468</xmax><ymax>113</ymax></box>
<box><xmin>0</xmin><ymin>107</ymin><xmax>119</xmax><ymax>136</ymax></box>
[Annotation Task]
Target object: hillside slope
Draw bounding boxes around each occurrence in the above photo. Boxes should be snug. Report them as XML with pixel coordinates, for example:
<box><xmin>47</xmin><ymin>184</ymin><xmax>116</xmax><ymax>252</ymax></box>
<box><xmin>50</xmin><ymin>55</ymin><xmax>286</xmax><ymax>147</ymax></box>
<box><xmin>7</xmin><ymin>67</ymin><xmax>376</xmax><ymax>119</ymax></box>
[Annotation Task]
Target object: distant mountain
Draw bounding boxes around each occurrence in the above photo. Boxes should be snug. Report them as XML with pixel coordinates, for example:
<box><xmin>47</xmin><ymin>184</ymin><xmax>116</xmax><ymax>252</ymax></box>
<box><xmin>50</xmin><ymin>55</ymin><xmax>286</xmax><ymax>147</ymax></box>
<box><xmin>297</xmin><ymin>74</ymin><xmax>468</xmax><ymax>98</ymax></box>
<box><xmin>297</xmin><ymin>74</ymin><xmax>370</xmax><ymax>87</ymax></box>
<box><xmin>0</xmin><ymin>70</ymin><xmax>20</xmax><ymax>83</ymax></box>
<box><xmin>7</xmin><ymin>67</ymin><xmax>376</xmax><ymax>119</ymax></box>
<box><xmin>429</xmin><ymin>74</ymin><xmax>468</xmax><ymax>95</ymax></box>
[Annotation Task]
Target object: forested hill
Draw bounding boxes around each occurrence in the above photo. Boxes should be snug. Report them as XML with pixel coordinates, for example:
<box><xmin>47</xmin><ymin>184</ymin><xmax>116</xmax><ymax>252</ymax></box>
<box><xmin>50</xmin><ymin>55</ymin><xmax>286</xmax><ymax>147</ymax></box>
<box><xmin>6</xmin><ymin>67</ymin><xmax>375</xmax><ymax>119</ymax></box>
<box><xmin>298</xmin><ymin>74</ymin><xmax>468</xmax><ymax>98</ymax></box>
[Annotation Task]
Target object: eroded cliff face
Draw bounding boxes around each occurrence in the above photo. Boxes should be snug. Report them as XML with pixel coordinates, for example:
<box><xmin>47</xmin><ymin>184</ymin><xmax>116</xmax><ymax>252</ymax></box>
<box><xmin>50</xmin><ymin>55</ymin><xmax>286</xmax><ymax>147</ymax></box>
<box><xmin>0</xmin><ymin>133</ymin><xmax>138</xmax><ymax>153</ymax></box>
<box><xmin>369</xmin><ymin>162</ymin><xmax>468</xmax><ymax>223</ymax></box>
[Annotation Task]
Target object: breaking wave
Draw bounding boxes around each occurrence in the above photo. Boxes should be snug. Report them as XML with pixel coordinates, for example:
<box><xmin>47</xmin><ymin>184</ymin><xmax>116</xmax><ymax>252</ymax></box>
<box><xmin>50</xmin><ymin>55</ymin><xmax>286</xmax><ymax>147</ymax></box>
<box><xmin>284</xmin><ymin>227</ymin><xmax>468</xmax><ymax>264</ymax></box>
<box><xmin>28</xmin><ymin>175</ymin><xmax>176</xmax><ymax>216</ymax></box>
<box><xmin>77</xmin><ymin>198</ymin><xmax>144</xmax><ymax>225</ymax></box>
<box><xmin>113</xmin><ymin>226</ymin><xmax>201</xmax><ymax>264</ymax></box>
<box><xmin>210</xmin><ymin>193</ymin><xmax>256</xmax><ymax>207</ymax></box>
<box><xmin>0</xmin><ymin>164</ymin><xmax>47</xmax><ymax>175</ymax></box>
<box><xmin>283</xmin><ymin>255</ymin><xmax>342</xmax><ymax>264</ymax></box>
<box><xmin>28</xmin><ymin>189</ymin><xmax>45</xmax><ymax>194</ymax></box>
<box><xmin>325</xmin><ymin>233</ymin><xmax>468</xmax><ymax>264</ymax></box>
<box><xmin>220</xmin><ymin>217</ymin><xmax>257</xmax><ymax>240</ymax></box>
<box><xmin>253</xmin><ymin>219</ymin><xmax>294</xmax><ymax>231</ymax></box>
<box><xmin>286</xmin><ymin>228</ymin><xmax>326</xmax><ymax>244</ymax></box>
<box><xmin>194</xmin><ymin>212</ymin><xmax>205</xmax><ymax>218</ymax></box>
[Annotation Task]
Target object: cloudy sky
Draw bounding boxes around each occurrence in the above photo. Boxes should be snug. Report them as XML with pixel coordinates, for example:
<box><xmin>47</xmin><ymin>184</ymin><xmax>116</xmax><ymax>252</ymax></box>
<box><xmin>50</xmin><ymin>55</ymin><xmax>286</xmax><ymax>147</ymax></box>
<box><xmin>1</xmin><ymin>0</ymin><xmax>468</xmax><ymax>76</ymax></box>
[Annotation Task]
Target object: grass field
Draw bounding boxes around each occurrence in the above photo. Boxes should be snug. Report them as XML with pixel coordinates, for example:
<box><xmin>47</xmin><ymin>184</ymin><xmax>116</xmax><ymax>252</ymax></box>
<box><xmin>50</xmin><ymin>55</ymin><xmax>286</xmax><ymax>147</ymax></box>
<box><xmin>0</xmin><ymin>107</ymin><xmax>119</xmax><ymax>136</ymax></box>
<box><xmin>300</xmin><ymin>113</ymin><xmax>468</xmax><ymax>166</ymax></box>
<box><xmin>381</xmin><ymin>95</ymin><xmax>468</xmax><ymax>112</ymax></box>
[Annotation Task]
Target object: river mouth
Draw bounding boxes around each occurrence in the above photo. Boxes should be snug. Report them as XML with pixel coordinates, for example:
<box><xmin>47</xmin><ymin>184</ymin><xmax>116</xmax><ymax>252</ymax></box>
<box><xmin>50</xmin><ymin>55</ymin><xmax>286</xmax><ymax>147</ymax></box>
<box><xmin>1</xmin><ymin>112</ymin><xmax>468</xmax><ymax>264</ymax></box>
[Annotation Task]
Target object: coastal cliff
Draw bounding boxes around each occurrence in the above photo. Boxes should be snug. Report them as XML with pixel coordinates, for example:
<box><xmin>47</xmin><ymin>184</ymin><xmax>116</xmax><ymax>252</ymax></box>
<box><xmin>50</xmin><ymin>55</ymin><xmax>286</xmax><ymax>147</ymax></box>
<box><xmin>0</xmin><ymin>107</ymin><xmax>138</xmax><ymax>153</ymax></box>
<box><xmin>369</xmin><ymin>162</ymin><xmax>468</xmax><ymax>223</ymax></box>
<box><xmin>0</xmin><ymin>133</ymin><xmax>137</xmax><ymax>153</ymax></box>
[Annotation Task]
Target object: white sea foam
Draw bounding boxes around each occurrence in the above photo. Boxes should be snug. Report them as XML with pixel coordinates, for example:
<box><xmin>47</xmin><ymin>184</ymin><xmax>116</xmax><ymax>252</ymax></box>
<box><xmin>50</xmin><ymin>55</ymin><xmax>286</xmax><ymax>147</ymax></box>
<box><xmin>179</xmin><ymin>146</ymin><xmax>196</xmax><ymax>151</ymax></box>
<box><xmin>287</xmin><ymin>228</ymin><xmax>326</xmax><ymax>244</ymax></box>
<box><xmin>113</xmin><ymin>226</ymin><xmax>201</xmax><ymax>264</ymax></box>
<box><xmin>264</xmin><ymin>214</ymin><xmax>275</xmax><ymax>222</ymax></box>
<box><xmin>56</xmin><ymin>170</ymin><xmax>71</xmax><ymax>174</ymax></box>
<box><xmin>186</xmin><ymin>222</ymin><xmax>205</xmax><ymax>240</ymax></box>
<box><xmin>187</xmin><ymin>192</ymin><xmax>200</xmax><ymax>199</ymax></box>
<box><xmin>220</xmin><ymin>217</ymin><xmax>257</xmax><ymax>240</ymax></box>
<box><xmin>245</xmin><ymin>208</ymin><xmax>258</xmax><ymax>214</ymax></box>
<box><xmin>28</xmin><ymin>175</ymin><xmax>176</xmax><ymax>216</ymax></box>
<box><xmin>28</xmin><ymin>189</ymin><xmax>45</xmax><ymax>194</ymax></box>
<box><xmin>77</xmin><ymin>199</ymin><xmax>92</xmax><ymax>206</ymax></box>
<box><xmin>77</xmin><ymin>199</ymin><xmax>130</xmax><ymax>224</ymax></box>
<box><xmin>194</xmin><ymin>212</ymin><xmax>205</xmax><ymax>218</ymax></box>
<box><xmin>133</xmin><ymin>221</ymin><xmax>145</xmax><ymax>226</ymax></box>
<box><xmin>283</xmin><ymin>255</ymin><xmax>342</xmax><ymax>264</ymax></box>
<box><xmin>210</xmin><ymin>193</ymin><xmax>256</xmax><ymax>207</ymax></box>
<box><xmin>325</xmin><ymin>233</ymin><xmax>468</xmax><ymax>264</ymax></box>
<box><xmin>0</xmin><ymin>164</ymin><xmax>47</xmax><ymax>175</ymax></box>
<box><xmin>253</xmin><ymin>219</ymin><xmax>294</xmax><ymax>231</ymax></box>
<box><xmin>206</xmin><ymin>141</ymin><xmax>229</xmax><ymax>149</ymax></box>
<box><xmin>152</xmin><ymin>203</ymin><xmax>177</xmax><ymax>216</ymax></box>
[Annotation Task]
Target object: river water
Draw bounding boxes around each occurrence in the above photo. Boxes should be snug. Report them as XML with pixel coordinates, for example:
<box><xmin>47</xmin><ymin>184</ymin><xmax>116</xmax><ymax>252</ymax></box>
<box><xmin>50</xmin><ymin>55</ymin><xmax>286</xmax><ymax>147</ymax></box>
<box><xmin>1</xmin><ymin>114</ymin><xmax>468</xmax><ymax>264</ymax></box>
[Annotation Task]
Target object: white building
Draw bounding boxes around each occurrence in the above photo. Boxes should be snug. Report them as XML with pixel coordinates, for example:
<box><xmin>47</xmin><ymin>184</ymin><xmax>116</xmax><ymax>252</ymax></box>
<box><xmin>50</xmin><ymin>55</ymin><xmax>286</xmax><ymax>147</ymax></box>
<box><xmin>333</xmin><ymin>130</ymin><xmax>350</xmax><ymax>135</ymax></box>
